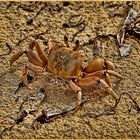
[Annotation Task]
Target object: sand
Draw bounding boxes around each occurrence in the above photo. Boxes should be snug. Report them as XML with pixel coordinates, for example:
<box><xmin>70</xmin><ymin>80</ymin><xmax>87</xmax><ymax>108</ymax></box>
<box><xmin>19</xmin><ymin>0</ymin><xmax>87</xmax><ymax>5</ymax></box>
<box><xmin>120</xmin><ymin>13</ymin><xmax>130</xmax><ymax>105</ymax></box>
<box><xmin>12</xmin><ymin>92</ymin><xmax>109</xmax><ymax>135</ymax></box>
<box><xmin>0</xmin><ymin>1</ymin><xmax>140</xmax><ymax>139</ymax></box>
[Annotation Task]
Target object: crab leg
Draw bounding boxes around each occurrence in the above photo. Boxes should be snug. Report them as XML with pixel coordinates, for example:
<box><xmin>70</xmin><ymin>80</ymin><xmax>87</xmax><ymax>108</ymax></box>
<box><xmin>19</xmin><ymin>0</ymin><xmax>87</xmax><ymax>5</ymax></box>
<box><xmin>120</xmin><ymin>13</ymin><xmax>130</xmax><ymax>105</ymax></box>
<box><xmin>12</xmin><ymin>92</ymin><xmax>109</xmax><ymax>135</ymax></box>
<box><xmin>20</xmin><ymin>62</ymin><xmax>44</xmax><ymax>86</ymax></box>
<box><xmin>26</xmin><ymin>62</ymin><xmax>44</xmax><ymax>73</ymax></box>
<box><xmin>10</xmin><ymin>41</ymin><xmax>48</xmax><ymax>67</ymax></box>
<box><xmin>20</xmin><ymin>65</ymin><xmax>29</xmax><ymax>86</ymax></box>
<box><xmin>107</xmin><ymin>70</ymin><xmax>123</xmax><ymax>81</ymax></box>
<box><xmin>10</xmin><ymin>50</ymin><xmax>25</xmax><ymax>65</ymax></box>
<box><xmin>85</xmin><ymin>70</ymin><xmax>112</xmax><ymax>87</ymax></box>
<box><xmin>77</xmin><ymin>77</ymin><xmax>119</xmax><ymax>100</ymax></box>
<box><xmin>99</xmin><ymin>79</ymin><xmax>119</xmax><ymax>100</ymax></box>
<box><xmin>69</xmin><ymin>80</ymin><xmax>82</xmax><ymax>110</ymax></box>
<box><xmin>10</xmin><ymin>49</ymin><xmax>44</xmax><ymax>67</ymax></box>
<box><xmin>25</xmin><ymin>49</ymin><xmax>44</xmax><ymax>66</ymax></box>
<box><xmin>105</xmin><ymin>73</ymin><xmax>112</xmax><ymax>88</ymax></box>
<box><xmin>28</xmin><ymin>41</ymin><xmax>48</xmax><ymax>66</ymax></box>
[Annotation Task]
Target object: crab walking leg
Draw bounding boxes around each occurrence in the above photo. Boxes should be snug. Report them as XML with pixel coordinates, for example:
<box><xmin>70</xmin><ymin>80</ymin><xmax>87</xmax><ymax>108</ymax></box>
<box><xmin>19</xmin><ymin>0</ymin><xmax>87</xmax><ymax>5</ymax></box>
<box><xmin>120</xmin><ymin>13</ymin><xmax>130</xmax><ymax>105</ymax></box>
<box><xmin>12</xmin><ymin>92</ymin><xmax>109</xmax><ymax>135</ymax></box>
<box><xmin>77</xmin><ymin>77</ymin><xmax>119</xmax><ymax>100</ymax></box>
<box><xmin>25</xmin><ymin>49</ymin><xmax>44</xmax><ymax>67</ymax></box>
<box><xmin>10</xmin><ymin>50</ymin><xmax>25</xmax><ymax>65</ymax></box>
<box><xmin>20</xmin><ymin>62</ymin><xmax>44</xmax><ymax>86</ymax></box>
<box><xmin>10</xmin><ymin>49</ymin><xmax>44</xmax><ymax>67</ymax></box>
<box><xmin>105</xmin><ymin>73</ymin><xmax>112</xmax><ymax>88</ymax></box>
<box><xmin>69</xmin><ymin>80</ymin><xmax>82</xmax><ymax>109</ymax></box>
<box><xmin>99</xmin><ymin>79</ymin><xmax>119</xmax><ymax>100</ymax></box>
<box><xmin>20</xmin><ymin>65</ymin><xmax>29</xmax><ymax>86</ymax></box>
<box><xmin>85</xmin><ymin>70</ymin><xmax>113</xmax><ymax>87</ymax></box>
<box><xmin>26</xmin><ymin>62</ymin><xmax>44</xmax><ymax>73</ymax></box>
<box><xmin>107</xmin><ymin>70</ymin><xmax>123</xmax><ymax>81</ymax></box>
<box><xmin>28</xmin><ymin>41</ymin><xmax>35</xmax><ymax>50</ymax></box>
<box><xmin>28</xmin><ymin>41</ymin><xmax>48</xmax><ymax>65</ymax></box>
<box><xmin>64</xmin><ymin>35</ymin><xmax>69</xmax><ymax>47</ymax></box>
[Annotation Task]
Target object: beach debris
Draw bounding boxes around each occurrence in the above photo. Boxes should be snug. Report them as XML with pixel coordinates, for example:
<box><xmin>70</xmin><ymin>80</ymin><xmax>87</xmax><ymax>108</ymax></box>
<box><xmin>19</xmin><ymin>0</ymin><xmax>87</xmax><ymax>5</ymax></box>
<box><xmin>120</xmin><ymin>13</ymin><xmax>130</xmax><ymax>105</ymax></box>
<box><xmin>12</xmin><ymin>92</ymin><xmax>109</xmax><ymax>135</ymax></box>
<box><xmin>62</xmin><ymin>14</ymin><xmax>85</xmax><ymax>42</ymax></box>
<box><xmin>32</xmin><ymin>97</ymin><xmax>87</xmax><ymax>127</ymax></box>
<box><xmin>26</xmin><ymin>3</ymin><xmax>47</xmax><ymax>25</ymax></box>
<box><xmin>13</xmin><ymin>75</ymin><xmax>33</xmax><ymax>102</ymax></box>
<box><xmin>32</xmin><ymin>102</ymin><xmax>77</xmax><ymax>125</ymax></box>
<box><xmin>0</xmin><ymin>43</ymin><xmax>12</xmax><ymax>57</ymax></box>
<box><xmin>117</xmin><ymin>8</ymin><xmax>140</xmax><ymax>45</ymax></box>
<box><xmin>14</xmin><ymin>75</ymin><xmax>33</xmax><ymax>95</ymax></box>
<box><xmin>15</xmin><ymin>110</ymin><xmax>28</xmax><ymax>124</ymax></box>
<box><xmin>116</xmin><ymin>8</ymin><xmax>140</xmax><ymax>56</ymax></box>
<box><xmin>119</xmin><ymin>44</ymin><xmax>132</xmax><ymax>57</ymax></box>
<box><xmin>86</xmin><ymin>92</ymin><xmax>140</xmax><ymax>118</ymax></box>
<box><xmin>0</xmin><ymin>110</ymin><xmax>28</xmax><ymax>138</ymax></box>
<box><xmin>63</xmin><ymin>1</ymin><xmax>70</xmax><ymax>7</ymax></box>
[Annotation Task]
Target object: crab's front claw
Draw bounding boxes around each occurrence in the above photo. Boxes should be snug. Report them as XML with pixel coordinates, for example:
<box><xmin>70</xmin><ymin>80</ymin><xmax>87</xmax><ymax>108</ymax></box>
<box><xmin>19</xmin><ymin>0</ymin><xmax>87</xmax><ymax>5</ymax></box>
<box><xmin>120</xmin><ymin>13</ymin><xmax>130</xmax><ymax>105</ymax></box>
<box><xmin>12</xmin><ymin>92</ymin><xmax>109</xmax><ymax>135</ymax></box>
<box><xmin>84</xmin><ymin>58</ymin><xmax>115</xmax><ymax>73</ymax></box>
<box><xmin>85</xmin><ymin>70</ymin><xmax>123</xmax><ymax>82</ymax></box>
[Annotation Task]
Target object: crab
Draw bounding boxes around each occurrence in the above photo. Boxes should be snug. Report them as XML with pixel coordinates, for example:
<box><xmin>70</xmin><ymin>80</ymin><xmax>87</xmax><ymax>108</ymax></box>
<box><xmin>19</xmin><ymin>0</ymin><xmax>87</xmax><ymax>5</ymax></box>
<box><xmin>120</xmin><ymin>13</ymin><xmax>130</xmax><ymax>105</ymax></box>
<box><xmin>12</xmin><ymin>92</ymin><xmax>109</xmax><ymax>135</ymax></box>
<box><xmin>10</xmin><ymin>36</ymin><xmax>123</xmax><ymax>110</ymax></box>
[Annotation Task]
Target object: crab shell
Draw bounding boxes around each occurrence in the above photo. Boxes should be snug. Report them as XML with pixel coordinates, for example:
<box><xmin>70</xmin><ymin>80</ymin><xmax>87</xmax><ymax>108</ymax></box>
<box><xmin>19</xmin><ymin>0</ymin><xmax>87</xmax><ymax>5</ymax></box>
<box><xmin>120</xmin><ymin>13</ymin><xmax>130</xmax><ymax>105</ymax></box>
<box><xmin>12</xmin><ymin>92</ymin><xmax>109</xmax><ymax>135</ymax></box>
<box><xmin>47</xmin><ymin>45</ymin><xmax>84</xmax><ymax>79</ymax></box>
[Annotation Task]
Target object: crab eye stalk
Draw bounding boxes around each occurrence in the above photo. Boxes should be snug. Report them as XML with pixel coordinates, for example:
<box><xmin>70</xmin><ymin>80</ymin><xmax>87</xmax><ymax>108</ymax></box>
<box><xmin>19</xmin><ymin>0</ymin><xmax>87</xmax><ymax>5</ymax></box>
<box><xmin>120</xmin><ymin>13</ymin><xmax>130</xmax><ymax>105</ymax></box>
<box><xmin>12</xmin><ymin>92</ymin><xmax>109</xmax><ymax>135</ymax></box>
<box><xmin>73</xmin><ymin>40</ymin><xmax>80</xmax><ymax>51</ymax></box>
<box><xmin>64</xmin><ymin>35</ymin><xmax>69</xmax><ymax>47</ymax></box>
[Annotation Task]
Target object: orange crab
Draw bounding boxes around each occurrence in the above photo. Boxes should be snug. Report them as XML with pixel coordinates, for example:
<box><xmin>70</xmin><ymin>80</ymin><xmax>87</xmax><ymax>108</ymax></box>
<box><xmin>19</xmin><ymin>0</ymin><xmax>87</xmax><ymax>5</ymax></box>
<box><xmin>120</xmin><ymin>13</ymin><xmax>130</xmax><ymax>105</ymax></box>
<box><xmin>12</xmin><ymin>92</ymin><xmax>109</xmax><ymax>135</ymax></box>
<box><xmin>10</xmin><ymin>36</ymin><xmax>123</xmax><ymax>110</ymax></box>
